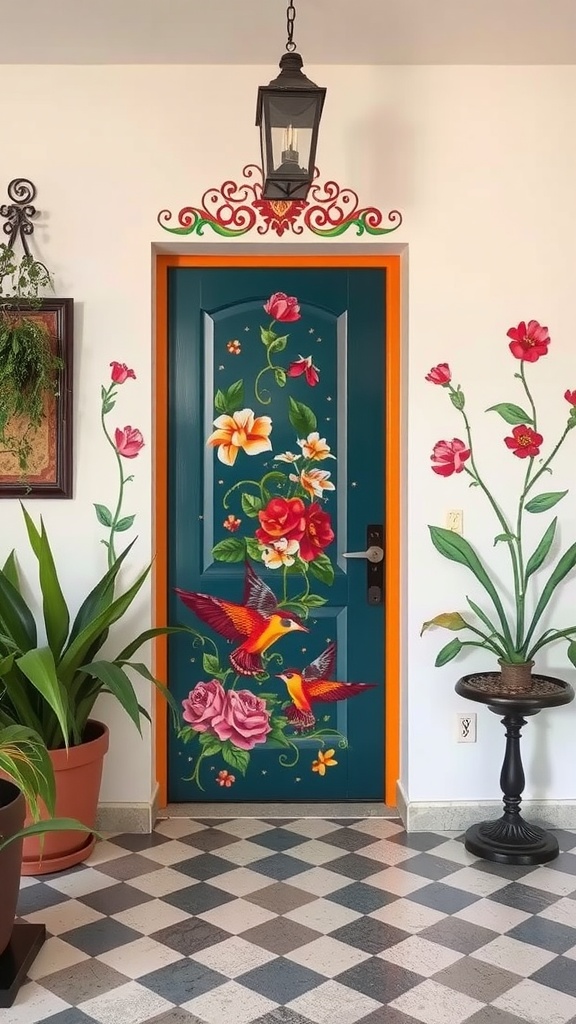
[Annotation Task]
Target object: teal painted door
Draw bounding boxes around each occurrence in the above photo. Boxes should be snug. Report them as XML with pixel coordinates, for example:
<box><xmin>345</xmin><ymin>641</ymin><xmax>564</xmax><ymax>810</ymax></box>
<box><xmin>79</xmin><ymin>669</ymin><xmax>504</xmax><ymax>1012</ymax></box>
<box><xmin>168</xmin><ymin>267</ymin><xmax>386</xmax><ymax>801</ymax></box>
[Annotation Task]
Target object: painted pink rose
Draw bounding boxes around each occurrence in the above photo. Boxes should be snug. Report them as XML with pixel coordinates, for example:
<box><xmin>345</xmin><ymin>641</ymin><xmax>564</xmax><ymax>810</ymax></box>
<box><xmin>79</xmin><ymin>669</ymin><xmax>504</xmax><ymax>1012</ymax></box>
<box><xmin>263</xmin><ymin>291</ymin><xmax>301</xmax><ymax>322</ymax></box>
<box><xmin>182</xmin><ymin>679</ymin><xmax>226</xmax><ymax>733</ymax></box>
<box><xmin>110</xmin><ymin>361</ymin><xmax>136</xmax><ymax>384</ymax></box>
<box><xmin>213</xmin><ymin>690</ymin><xmax>272</xmax><ymax>750</ymax></box>
<box><xmin>115</xmin><ymin>425</ymin><xmax>144</xmax><ymax>459</ymax></box>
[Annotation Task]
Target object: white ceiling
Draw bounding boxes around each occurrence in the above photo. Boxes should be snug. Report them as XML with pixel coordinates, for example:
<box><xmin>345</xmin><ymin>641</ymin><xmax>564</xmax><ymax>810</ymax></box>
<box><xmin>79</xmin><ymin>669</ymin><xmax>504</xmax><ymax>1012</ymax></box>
<box><xmin>4</xmin><ymin>0</ymin><xmax>576</xmax><ymax>64</ymax></box>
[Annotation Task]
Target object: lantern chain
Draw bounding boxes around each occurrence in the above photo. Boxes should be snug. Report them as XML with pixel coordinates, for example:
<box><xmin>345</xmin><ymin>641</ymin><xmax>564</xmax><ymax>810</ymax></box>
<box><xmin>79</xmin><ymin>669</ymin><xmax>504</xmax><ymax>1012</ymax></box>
<box><xmin>286</xmin><ymin>0</ymin><xmax>296</xmax><ymax>52</ymax></box>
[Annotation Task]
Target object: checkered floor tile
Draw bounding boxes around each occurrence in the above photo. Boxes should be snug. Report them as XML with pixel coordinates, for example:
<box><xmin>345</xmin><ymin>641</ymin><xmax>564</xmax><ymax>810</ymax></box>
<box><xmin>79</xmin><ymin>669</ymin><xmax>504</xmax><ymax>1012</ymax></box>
<box><xmin>10</xmin><ymin>818</ymin><xmax>576</xmax><ymax>1024</ymax></box>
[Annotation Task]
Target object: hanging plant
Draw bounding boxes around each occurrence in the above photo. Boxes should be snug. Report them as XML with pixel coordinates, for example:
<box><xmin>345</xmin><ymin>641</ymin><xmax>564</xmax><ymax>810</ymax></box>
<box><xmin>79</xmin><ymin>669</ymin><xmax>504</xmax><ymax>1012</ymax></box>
<box><xmin>0</xmin><ymin>243</ymin><xmax>62</xmax><ymax>471</ymax></box>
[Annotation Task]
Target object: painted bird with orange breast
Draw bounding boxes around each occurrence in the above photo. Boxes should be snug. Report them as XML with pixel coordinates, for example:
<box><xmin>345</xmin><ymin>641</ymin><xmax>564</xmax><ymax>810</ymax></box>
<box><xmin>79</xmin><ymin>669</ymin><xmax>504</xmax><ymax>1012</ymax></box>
<box><xmin>276</xmin><ymin>642</ymin><xmax>376</xmax><ymax>732</ymax></box>
<box><xmin>175</xmin><ymin>562</ymin><xmax>308</xmax><ymax>677</ymax></box>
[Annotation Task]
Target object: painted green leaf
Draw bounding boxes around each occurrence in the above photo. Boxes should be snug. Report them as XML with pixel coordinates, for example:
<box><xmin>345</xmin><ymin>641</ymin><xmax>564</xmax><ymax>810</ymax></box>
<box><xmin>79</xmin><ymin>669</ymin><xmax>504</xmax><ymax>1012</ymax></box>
<box><xmin>212</xmin><ymin>538</ymin><xmax>245</xmax><ymax>562</ymax></box>
<box><xmin>486</xmin><ymin>402</ymin><xmax>533</xmax><ymax>425</ymax></box>
<box><xmin>494</xmin><ymin>533</ymin><xmax>516</xmax><ymax>545</ymax></box>
<box><xmin>525</xmin><ymin>518</ymin><xmax>557</xmax><ymax>580</ymax></box>
<box><xmin>94</xmin><ymin>503</ymin><xmax>113</xmax><ymax>528</ymax></box>
<box><xmin>435</xmin><ymin>637</ymin><xmax>463</xmax><ymax>667</ymax></box>
<box><xmin>274</xmin><ymin>368</ymin><xmax>287</xmax><ymax>387</ymax></box>
<box><xmin>226</xmin><ymin>380</ymin><xmax>244</xmax><ymax>414</ymax></box>
<box><xmin>280</xmin><ymin>600</ymin><xmax>308</xmax><ymax>617</ymax></box>
<box><xmin>288</xmin><ymin>397</ymin><xmax>317</xmax><ymax>437</ymax></box>
<box><xmin>222</xmin><ymin>742</ymin><xmax>250</xmax><ymax>775</ymax></box>
<box><xmin>567</xmin><ymin>641</ymin><xmax>576</xmax><ymax>668</ymax></box>
<box><xmin>115</xmin><ymin>515</ymin><xmax>136</xmax><ymax>533</ymax></box>
<box><xmin>525</xmin><ymin>491</ymin><xmax>568</xmax><ymax>514</ymax></box>
<box><xmin>198</xmin><ymin>733</ymin><xmax>224</xmax><ymax>757</ymax></box>
<box><xmin>308</xmin><ymin>553</ymin><xmax>335</xmax><ymax>586</ymax></box>
<box><xmin>421</xmin><ymin>612</ymin><xmax>469</xmax><ymax>636</ymax></box>
<box><xmin>301</xmin><ymin>594</ymin><xmax>328</xmax><ymax>608</ymax></box>
<box><xmin>526</xmin><ymin>541</ymin><xmax>576</xmax><ymax>641</ymax></box>
<box><xmin>241</xmin><ymin>493</ymin><xmax>263</xmax><ymax>518</ymax></box>
<box><xmin>245</xmin><ymin>537</ymin><xmax>262</xmax><ymax>561</ymax></box>
<box><xmin>102</xmin><ymin>399</ymin><xmax>116</xmax><ymax>415</ymax></box>
<box><xmin>429</xmin><ymin>526</ymin><xmax>507</xmax><ymax>620</ymax></box>
<box><xmin>268</xmin><ymin>335</ymin><xmax>289</xmax><ymax>354</ymax></box>
<box><xmin>450</xmin><ymin>389</ymin><xmax>465</xmax><ymax>411</ymax></box>
<box><xmin>202</xmin><ymin>652</ymin><xmax>221</xmax><ymax>675</ymax></box>
<box><xmin>260</xmin><ymin>327</ymin><xmax>276</xmax><ymax>347</ymax></box>
<box><xmin>214</xmin><ymin>389</ymin><xmax>227</xmax><ymax>414</ymax></box>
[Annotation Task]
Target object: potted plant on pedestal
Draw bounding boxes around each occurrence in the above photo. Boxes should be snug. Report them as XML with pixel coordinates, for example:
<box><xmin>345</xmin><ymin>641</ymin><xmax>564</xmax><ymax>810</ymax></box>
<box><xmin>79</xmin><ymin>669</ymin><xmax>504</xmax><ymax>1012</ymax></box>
<box><xmin>0</xmin><ymin>724</ymin><xmax>89</xmax><ymax>1005</ymax></box>
<box><xmin>422</xmin><ymin>320</ymin><xmax>576</xmax><ymax>864</ymax></box>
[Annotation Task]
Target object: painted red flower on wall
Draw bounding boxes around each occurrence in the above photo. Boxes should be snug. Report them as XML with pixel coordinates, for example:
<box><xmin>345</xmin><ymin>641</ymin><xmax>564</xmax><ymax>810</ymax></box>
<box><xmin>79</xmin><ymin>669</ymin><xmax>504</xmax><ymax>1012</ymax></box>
<box><xmin>565</xmin><ymin>390</ymin><xmax>576</xmax><ymax>406</ymax></box>
<box><xmin>504</xmin><ymin>425</ymin><xmax>543</xmax><ymax>458</ymax></box>
<box><xmin>252</xmin><ymin>198</ymin><xmax>308</xmax><ymax>237</ymax></box>
<box><xmin>115</xmin><ymin>426</ymin><xmax>144</xmax><ymax>459</ymax></box>
<box><xmin>507</xmin><ymin>320</ymin><xmax>550</xmax><ymax>362</ymax></box>
<box><xmin>425</xmin><ymin>363</ymin><xmax>451</xmax><ymax>386</ymax></box>
<box><xmin>110</xmin><ymin>361</ymin><xmax>136</xmax><ymax>384</ymax></box>
<box><xmin>430</xmin><ymin>439</ymin><xmax>471</xmax><ymax>476</ymax></box>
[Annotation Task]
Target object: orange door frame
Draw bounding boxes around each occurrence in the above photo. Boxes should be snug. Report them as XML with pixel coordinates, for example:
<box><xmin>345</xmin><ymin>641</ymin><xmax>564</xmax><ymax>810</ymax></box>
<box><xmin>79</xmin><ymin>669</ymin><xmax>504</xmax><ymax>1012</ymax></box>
<box><xmin>154</xmin><ymin>252</ymin><xmax>401</xmax><ymax>808</ymax></box>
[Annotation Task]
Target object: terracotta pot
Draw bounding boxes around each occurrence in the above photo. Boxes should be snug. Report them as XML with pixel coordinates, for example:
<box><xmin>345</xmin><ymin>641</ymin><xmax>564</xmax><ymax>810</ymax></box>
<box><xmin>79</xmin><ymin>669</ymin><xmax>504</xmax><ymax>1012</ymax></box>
<box><xmin>498</xmin><ymin>660</ymin><xmax>535</xmax><ymax>693</ymax></box>
<box><xmin>22</xmin><ymin>720</ymin><xmax>110</xmax><ymax>876</ymax></box>
<box><xmin>0</xmin><ymin>781</ymin><xmax>25</xmax><ymax>955</ymax></box>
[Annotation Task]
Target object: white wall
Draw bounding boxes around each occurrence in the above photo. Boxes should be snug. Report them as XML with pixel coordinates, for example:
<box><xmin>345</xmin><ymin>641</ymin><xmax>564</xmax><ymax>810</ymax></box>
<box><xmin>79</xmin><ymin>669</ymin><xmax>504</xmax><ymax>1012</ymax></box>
<box><xmin>2</xmin><ymin>65</ymin><xmax>576</xmax><ymax>806</ymax></box>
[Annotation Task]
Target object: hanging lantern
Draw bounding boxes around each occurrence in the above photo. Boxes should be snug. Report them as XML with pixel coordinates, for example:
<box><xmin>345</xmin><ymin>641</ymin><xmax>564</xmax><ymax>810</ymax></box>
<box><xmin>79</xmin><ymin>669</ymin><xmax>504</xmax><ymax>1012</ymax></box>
<box><xmin>256</xmin><ymin>0</ymin><xmax>326</xmax><ymax>201</ymax></box>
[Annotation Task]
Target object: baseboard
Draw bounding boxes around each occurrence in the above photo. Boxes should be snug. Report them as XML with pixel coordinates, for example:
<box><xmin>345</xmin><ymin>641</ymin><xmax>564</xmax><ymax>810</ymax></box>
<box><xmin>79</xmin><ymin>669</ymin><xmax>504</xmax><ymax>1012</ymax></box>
<box><xmin>96</xmin><ymin>782</ymin><xmax>160</xmax><ymax>834</ymax></box>
<box><xmin>162</xmin><ymin>801</ymin><xmax>399</xmax><ymax>818</ymax></box>
<box><xmin>396</xmin><ymin>781</ymin><xmax>576</xmax><ymax>831</ymax></box>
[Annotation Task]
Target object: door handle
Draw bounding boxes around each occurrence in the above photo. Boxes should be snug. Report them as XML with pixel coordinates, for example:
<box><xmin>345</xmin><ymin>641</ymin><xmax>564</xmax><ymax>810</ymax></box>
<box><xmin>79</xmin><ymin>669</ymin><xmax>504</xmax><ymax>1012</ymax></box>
<box><xmin>343</xmin><ymin>546</ymin><xmax>384</xmax><ymax>564</ymax></box>
<box><xmin>344</xmin><ymin>526</ymin><xmax>384</xmax><ymax>605</ymax></box>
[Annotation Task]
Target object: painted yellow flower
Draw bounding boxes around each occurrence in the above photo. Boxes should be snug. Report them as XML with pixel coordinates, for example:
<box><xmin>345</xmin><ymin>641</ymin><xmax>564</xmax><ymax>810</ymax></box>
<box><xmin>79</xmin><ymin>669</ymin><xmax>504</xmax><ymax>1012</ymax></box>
<box><xmin>298</xmin><ymin>432</ymin><xmax>335</xmax><ymax>461</ymax></box>
<box><xmin>291</xmin><ymin>468</ymin><xmax>335</xmax><ymax>499</ymax></box>
<box><xmin>261</xmin><ymin>537</ymin><xmax>300</xmax><ymax>569</ymax></box>
<box><xmin>312</xmin><ymin>749</ymin><xmax>338</xmax><ymax>776</ymax></box>
<box><xmin>207</xmin><ymin>409</ymin><xmax>272</xmax><ymax>466</ymax></box>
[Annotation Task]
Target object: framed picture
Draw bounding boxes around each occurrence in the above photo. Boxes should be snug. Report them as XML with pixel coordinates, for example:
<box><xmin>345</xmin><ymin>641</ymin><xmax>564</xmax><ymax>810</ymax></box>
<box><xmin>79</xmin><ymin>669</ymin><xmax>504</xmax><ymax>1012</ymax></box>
<box><xmin>0</xmin><ymin>297</ymin><xmax>73</xmax><ymax>498</ymax></box>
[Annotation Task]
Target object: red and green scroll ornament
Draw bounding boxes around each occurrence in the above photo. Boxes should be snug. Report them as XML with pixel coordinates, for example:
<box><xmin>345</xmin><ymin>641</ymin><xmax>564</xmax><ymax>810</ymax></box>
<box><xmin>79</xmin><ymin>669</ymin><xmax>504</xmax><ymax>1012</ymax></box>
<box><xmin>157</xmin><ymin>164</ymin><xmax>402</xmax><ymax>239</ymax></box>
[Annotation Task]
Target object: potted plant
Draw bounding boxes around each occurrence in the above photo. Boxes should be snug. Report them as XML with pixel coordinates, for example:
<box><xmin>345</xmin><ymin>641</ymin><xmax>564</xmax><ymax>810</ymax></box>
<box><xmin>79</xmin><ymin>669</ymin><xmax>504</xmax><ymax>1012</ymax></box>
<box><xmin>421</xmin><ymin>320</ymin><xmax>576</xmax><ymax>864</ymax></box>
<box><xmin>0</xmin><ymin>243</ymin><xmax>61</xmax><ymax>472</ymax></box>
<box><xmin>422</xmin><ymin>319</ymin><xmax>576</xmax><ymax>684</ymax></box>
<box><xmin>0</xmin><ymin>723</ymin><xmax>89</xmax><ymax>981</ymax></box>
<box><xmin>0</xmin><ymin>507</ymin><xmax>180</xmax><ymax>874</ymax></box>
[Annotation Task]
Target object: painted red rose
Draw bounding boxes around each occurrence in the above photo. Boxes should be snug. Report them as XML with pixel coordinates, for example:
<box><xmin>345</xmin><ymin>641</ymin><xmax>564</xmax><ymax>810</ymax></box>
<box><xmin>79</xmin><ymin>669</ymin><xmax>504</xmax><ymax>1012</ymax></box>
<box><xmin>431</xmin><ymin>439</ymin><xmax>471</xmax><ymax>477</ymax></box>
<box><xmin>115</xmin><ymin>425</ymin><xmax>144</xmax><ymax>459</ymax></box>
<box><xmin>425</xmin><ymin>363</ymin><xmax>451</xmax><ymax>385</ymax></box>
<box><xmin>182</xmin><ymin>679</ymin><xmax>226</xmax><ymax>733</ymax></box>
<box><xmin>110</xmin><ymin>361</ymin><xmax>136</xmax><ymax>384</ymax></box>
<box><xmin>256</xmin><ymin>496</ymin><xmax>306</xmax><ymax>545</ymax></box>
<box><xmin>299</xmin><ymin>503</ymin><xmax>335</xmax><ymax>562</ymax></box>
<box><xmin>507</xmin><ymin>320</ymin><xmax>550</xmax><ymax>362</ymax></box>
<box><xmin>504</xmin><ymin>425</ymin><xmax>543</xmax><ymax>459</ymax></box>
<box><xmin>287</xmin><ymin>355</ymin><xmax>320</xmax><ymax>387</ymax></box>
<box><xmin>263</xmin><ymin>292</ymin><xmax>301</xmax><ymax>322</ymax></box>
<box><xmin>213</xmin><ymin>689</ymin><xmax>271</xmax><ymax>750</ymax></box>
<box><xmin>565</xmin><ymin>390</ymin><xmax>576</xmax><ymax>406</ymax></box>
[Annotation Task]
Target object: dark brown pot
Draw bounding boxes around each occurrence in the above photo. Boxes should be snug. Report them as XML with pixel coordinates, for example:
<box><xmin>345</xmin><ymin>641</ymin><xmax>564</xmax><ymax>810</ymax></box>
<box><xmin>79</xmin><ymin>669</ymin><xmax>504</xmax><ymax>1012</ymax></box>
<box><xmin>0</xmin><ymin>780</ymin><xmax>25</xmax><ymax>956</ymax></box>
<box><xmin>22</xmin><ymin>720</ymin><xmax>109</xmax><ymax>876</ymax></box>
<box><xmin>498</xmin><ymin>660</ymin><xmax>535</xmax><ymax>693</ymax></box>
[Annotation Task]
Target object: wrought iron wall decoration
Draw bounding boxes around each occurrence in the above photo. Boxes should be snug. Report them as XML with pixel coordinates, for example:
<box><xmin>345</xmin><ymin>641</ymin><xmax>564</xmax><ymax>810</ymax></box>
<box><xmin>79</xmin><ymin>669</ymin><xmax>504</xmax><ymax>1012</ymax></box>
<box><xmin>0</xmin><ymin>178</ymin><xmax>73</xmax><ymax>498</ymax></box>
<box><xmin>157</xmin><ymin>164</ymin><xmax>402</xmax><ymax>239</ymax></box>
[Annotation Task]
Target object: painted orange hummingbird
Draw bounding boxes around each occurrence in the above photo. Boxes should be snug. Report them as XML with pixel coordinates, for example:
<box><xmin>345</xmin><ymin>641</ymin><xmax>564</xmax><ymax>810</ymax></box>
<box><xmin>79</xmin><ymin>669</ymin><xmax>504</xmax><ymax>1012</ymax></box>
<box><xmin>175</xmin><ymin>562</ymin><xmax>308</xmax><ymax>677</ymax></box>
<box><xmin>276</xmin><ymin>642</ymin><xmax>376</xmax><ymax>732</ymax></box>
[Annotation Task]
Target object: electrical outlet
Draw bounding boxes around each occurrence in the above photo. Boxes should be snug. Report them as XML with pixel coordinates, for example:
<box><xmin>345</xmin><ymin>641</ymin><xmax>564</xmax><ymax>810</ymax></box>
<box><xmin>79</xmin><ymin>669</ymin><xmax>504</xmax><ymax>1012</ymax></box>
<box><xmin>447</xmin><ymin>509</ymin><xmax>464</xmax><ymax>535</ymax></box>
<box><xmin>457</xmin><ymin>712</ymin><xmax>476</xmax><ymax>743</ymax></box>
